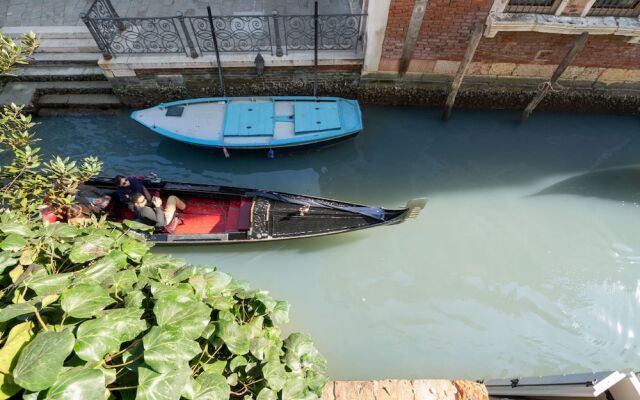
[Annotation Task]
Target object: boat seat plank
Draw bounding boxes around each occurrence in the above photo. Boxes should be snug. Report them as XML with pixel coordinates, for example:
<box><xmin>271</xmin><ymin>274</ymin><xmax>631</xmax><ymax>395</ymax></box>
<box><xmin>224</xmin><ymin>102</ymin><xmax>274</xmax><ymax>137</ymax></box>
<box><xmin>294</xmin><ymin>102</ymin><xmax>341</xmax><ymax>134</ymax></box>
<box><xmin>225</xmin><ymin>200</ymin><xmax>241</xmax><ymax>232</ymax></box>
<box><xmin>238</xmin><ymin>198</ymin><xmax>252</xmax><ymax>231</ymax></box>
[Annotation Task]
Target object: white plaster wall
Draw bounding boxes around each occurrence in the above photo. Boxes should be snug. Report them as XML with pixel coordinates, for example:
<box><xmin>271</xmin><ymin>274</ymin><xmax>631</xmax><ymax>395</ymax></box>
<box><xmin>362</xmin><ymin>0</ymin><xmax>392</xmax><ymax>74</ymax></box>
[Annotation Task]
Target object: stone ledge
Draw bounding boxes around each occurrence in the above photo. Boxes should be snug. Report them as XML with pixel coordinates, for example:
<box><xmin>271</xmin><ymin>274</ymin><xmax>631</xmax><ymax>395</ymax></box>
<box><xmin>99</xmin><ymin>51</ymin><xmax>364</xmax><ymax>74</ymax></box>
<box><xmin>321</xmin><ymin>380</ymin><xmax>486</xmax><ymax>400</ymax></box>
<box><xmin>485</xmin><ymin>13</ymin><xmax>640</xmax><ymax>42</ymax></box>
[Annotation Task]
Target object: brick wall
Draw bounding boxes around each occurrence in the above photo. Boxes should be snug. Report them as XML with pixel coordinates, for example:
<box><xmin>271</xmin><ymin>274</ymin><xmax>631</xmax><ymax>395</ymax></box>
<box><xmin>378</xmin><ymin>0</ymin><xmax>640</xmax><ymax>78</ymax></box>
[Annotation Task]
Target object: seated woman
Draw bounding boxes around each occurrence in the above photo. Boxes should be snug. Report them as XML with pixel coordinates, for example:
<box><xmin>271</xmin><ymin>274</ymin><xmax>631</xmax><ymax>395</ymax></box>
<box><xmin>131</xmin><ymin>192</ymin><xmax>186</xmax><ymax>232</ymax></box>
<box><xmin>67</xmin><ymin>195</ymin><xmax>112</xmax><ymax>226</ymax></box>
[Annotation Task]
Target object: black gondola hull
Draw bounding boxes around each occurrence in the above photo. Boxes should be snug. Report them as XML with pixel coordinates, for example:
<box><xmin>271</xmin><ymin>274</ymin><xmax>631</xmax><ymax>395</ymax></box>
<box><xmin>85</xmin><ymin>177</ymin><xmax>425</xmax><ymax>245</ymax></box>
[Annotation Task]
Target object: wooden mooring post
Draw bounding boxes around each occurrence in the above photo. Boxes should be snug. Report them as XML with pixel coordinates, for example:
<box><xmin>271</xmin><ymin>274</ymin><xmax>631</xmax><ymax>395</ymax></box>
<box><xmin>518</xmin><ymin>32</ymin><xmax>589</xmax><ymax>124</ymax></box>
<box><xmin>442</xmin><ymin>25</ymin><xmax>484</xmax><ymax>121</ymax></box>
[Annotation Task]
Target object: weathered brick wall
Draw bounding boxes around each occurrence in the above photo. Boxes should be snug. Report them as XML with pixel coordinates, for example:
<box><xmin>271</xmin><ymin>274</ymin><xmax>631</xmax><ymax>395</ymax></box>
<box><xmin>476</xmin><ymin>32</ymin><xmax>640</xmax><ymax>69</ymax></box>
<box><xmin>379</xmin><ymin>0</ymin><xmax>640</xmax><ymax>77</ymax></box>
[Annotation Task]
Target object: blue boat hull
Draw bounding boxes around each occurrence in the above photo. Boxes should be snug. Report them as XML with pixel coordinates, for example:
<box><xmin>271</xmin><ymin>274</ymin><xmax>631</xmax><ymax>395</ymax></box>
<box><xmin>131</xmin><ymin>96</ymin><xmax>363</xmax><ymax>151</ymax></box>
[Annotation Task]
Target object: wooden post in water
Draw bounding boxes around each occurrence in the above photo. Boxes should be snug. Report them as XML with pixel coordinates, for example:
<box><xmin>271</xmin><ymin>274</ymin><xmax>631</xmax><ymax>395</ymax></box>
<box><xmin>207</xmin><ymin>6</ymin><xmax>226</xmax><ymax>97</ymax></box>
<box><xmin>518</xmin><ymin>32</ymin><xmax>589</xmax><ymax>124</ymax></box>
<box><xmin>442</xmin><ymin>25</ymin><xmax>484</xmax><ymax>121</ymax></box>
<box><xmin>313</xmin><ymin>1</ymin><xmax>319</xmax><ymax>97</ymax></box>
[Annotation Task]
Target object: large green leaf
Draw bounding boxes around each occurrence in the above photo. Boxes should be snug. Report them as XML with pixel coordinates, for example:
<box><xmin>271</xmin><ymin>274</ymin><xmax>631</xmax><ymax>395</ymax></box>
<box><xmin>255</xmin><ymin>292</ymin><xmax>277</xmax><ymax>314</ymax></box>
<box><xmin>0</xmin><ymin>321</ymin><xmax>34</xmax><ymax>399</ymax></box>
<box><xmin>216</xmin><ymin>320</ymin><xmax>250</xmax><ymax>356</ymax></box>
<box><xmin>60</xmin><ymin>284</ymin><xmax>114</xmax><ymax>318</ymax></box>
<box><xmin>123</xmin><ymin>220</ymin><xmax>155</xmax><ymax>232</ymax></box>
<box><xmin>283</xmin><ymin>333</ymin><xmax>326</xmax><ymax>378</ymax></box>
<box><xmin>196</xmin><ymin>272</ymin><xmax>232</xmax><ymax>297</ymax></box>
<box><xmin>26</xmin><ymin>273</ymin><xmax>72</xmax><ymax>296</ymax></box>
<box><xmin>75</xmin><ymin>308</ymin><xmax>146</xmax><ymax>362</ymax></box>
<box><xmin>0</xmin><ymin>253</ymin><xmax>18</xmax><ymax>275</ymax></box>
<box><xmin>109</xmin><ymin>270</ymin><xmax>138</xmax><ymax>294</ymax></box>
<box><xmin>142</xmin><ymin>327</ymin><xmax>201</xmax><ymax>374</ymax></box>
<box><xmin>43</xmin><ymin>223</ymin><xmax>79</xmax><ymax>239</ymax></box>
<box><xmin>13</xmin><ymin>330</ymin><xmax>75</xmax><ymax>392</ymax></box>
<box><xmin>0</xmin><ymin>298</ymin><xmax>41</xmax><ymax>323</ymax></box>
<box><xmin>140</xmin><ymin>254</ymin><xmax>184</xmax><ymax>280</ymax></box>
<box><xmin>136</xmin><ymin>365</ymin><xmax>191</xmax><ymax>400</ymax></box>
<box><xmin>256</xmin><ymin>388</ymin><xmax>277</xmax><ymax>400</ymax></box>
<box><xmin>153</xmin><ymin>292</ymin><xmax>210</xmax><ymax>340</ymax></box>
<box><xmin>68</xmin><ymin>235</ymin><xmax>114</xmax><ymax>264</ymax></box>
<box><xmin>80</xmin><ymin>250</ymin><xmax>126</xmax><ymax>284</ymax></box>
<box><xmin>191</xmin><ymin>371</ymin><xmax>229</xmax><ymax>400</ymax></box>
<box><xmin>228</xmin><ymin>356</ymin><xmax>247</xmax><ymax>372</ymax></box>
<box><xmin>263</xmin><ymin>361</ymin><xmax>287</xmax><ymax>391</ymax></box>
<box><xmin>45</xmin><ymin>367</ymin><xmax>105</xmax><ymax>400</ymax></box>
<box><xmin>0</xmin><ymin>234</ymin><xmax>27</xmax><ymax>252</ymax></box>
<box><xmin>281</xmin><ymin>377</ymin><xmax>306</xmax><ymax>400</ymax></box>
<box><xmin>121</xmin><ymin>236</ymin><xmax>150</xmax><ymax>263</ymax></box>
<box><xmin>272</xmin><ymin>301</ymin><xmax>290</xmax><ymax>326</ymax></box>
<box><xmin>0</xmin><ymin>222</ymin><xmax>33</xmax><ymax>237</ymax></box>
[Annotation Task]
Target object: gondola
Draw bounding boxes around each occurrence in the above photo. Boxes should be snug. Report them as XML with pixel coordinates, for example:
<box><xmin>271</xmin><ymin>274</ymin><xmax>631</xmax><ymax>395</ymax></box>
<box><xmin>86</xmin><ymin>176</ymin><xmax>426</xmax><ymax>245</ymax></box>
<box><xmin>130</xmin><ymin>96</ymin><xmax>363</xmax><ymax>154</ymax></box>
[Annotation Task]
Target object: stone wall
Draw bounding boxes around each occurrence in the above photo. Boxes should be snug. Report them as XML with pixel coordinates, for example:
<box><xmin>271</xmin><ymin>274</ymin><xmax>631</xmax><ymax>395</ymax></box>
<box><xmin>109</xmin><ymin>66</ymin><xmax>362</xmax><ymax>108</ymax></box>
<box><xmin>106</xmin><ymin>64</ymin><xmax>640</xmax><ymax>115</ymax></box>
<box><xmin>320</xmin><ymin>379</ymin><xmax>488</xmax><ymax>400</ymax></box>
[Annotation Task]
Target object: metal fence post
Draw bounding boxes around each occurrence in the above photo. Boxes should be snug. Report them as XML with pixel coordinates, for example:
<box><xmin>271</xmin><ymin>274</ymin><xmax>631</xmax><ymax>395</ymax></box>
<box><xmin>177</xmin><ymin>12</ymin><xmax>199</xmax><ymax>58</ymax></box>
<box><xmin>80</xmin><ymin>13</ymin><xmax>113</xmax><ymax>60</ymax></box>
<box><xmin>272</xmin><ymin>11</ymin><xmax>284</xmax><ymax>57</ymax></box>
<box><xmin>102</xmin><ymin>0</ymin><xmax>125</xmax><ymax>31</ymax></box>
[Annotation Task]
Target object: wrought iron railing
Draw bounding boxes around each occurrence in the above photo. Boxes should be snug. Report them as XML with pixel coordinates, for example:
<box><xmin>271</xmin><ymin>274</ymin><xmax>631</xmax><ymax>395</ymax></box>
<box><xmin>81</xmin><ymin>0</ymin><xmax>366</xmax><ymax>59</ymax></box>
<box><xmin>504</xmin><ymin>0</ymin><xmax>563</xmax><ymax>13</ymax></box>
<box><xmin>588</xmin><ymin>0</ymin><xmax>640</xmax><ymax>16</ymax></box>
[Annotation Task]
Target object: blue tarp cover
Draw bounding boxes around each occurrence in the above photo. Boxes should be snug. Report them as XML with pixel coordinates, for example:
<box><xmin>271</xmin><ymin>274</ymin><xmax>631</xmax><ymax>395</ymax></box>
<box><xmin>223</xmin><ymin>102</ymin><xmax>274</xmax><ymax>136</ymax></box>
<box><xmin>294</xmin><ymin>102</ymin><xmax>341</xmax><ymax>134</ymax></box>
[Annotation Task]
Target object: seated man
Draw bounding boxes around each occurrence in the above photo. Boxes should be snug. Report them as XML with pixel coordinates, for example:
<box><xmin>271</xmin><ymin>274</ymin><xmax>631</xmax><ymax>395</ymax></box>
<box><xmin>67</xmin><ymin>195</ymin><xmax>112</xmax><ymax>226</ymax></box>
<box><xmin>131</xmin><ymin>192</ymin><xmax>186</xmax><ymax>231</ymax></box>
<box><xmin>116</xmin><ymin>175</ymin><xmax>151</xmax><ymax>208</ymax></box>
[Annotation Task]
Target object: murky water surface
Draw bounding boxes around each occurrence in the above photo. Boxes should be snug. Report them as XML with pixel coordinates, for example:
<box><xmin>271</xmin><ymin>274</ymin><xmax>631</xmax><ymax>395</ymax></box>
<box><xmin>34</xmin><ymin>107</ymin><xmax>640</xmax><ymax>380</ymax></box>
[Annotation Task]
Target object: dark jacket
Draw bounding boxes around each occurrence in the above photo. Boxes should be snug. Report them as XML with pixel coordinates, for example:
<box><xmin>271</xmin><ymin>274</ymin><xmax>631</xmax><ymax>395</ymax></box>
<box><xmin>134</xmin><ymin>205</ymin><xmax>166</xmax><ymax>228</ymax></box>
<box><xmin>117</xmin><ymin>177</ymin><xmax>149</xmax><ymax>205</ymax></box>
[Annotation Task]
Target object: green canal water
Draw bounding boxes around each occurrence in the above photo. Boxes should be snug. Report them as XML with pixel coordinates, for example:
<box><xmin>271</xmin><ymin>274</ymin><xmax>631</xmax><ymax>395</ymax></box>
<box><xmin>34</xmin><ymin>107</ymin><xmax>640</xmax><ymax>380</ymax></box>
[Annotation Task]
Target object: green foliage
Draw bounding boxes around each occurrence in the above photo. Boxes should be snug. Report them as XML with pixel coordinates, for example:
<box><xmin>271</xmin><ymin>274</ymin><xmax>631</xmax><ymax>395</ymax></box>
<box><xmin>0</xmin><ymin>31</ymin><xmax>328</xmax><ymax>398</ymax></box>
<box><xmin>0</xmin><ymin>33</ymin><xmax>103</xmax><ymax>217</ymax></box>
<box><xmin>0</xmin><ymin>213</ymin><xmax>328</xmax><ymax>399</ymax></box>
<box><xmin>0</xmin><ymin>32</ymin><xmax>38</xmax><ymax>75</ymax></box>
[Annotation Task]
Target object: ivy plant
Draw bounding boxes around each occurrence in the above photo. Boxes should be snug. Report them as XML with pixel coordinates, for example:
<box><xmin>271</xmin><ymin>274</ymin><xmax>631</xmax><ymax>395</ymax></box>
<box><xmin>0</xmin><ymin>213</ymin><xmax>328</xmax><ymax>399</ymax></box>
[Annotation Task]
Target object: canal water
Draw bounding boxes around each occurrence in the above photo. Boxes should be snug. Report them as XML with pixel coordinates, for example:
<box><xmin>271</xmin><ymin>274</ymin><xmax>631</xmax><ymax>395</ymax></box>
<box><xmin>34</xmin><ymin>107</ymin><xmax>640</xmax><ymax>381</ymax></box>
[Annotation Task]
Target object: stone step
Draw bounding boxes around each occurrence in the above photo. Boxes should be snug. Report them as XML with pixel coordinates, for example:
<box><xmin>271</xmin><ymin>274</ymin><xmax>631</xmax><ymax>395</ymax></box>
<box><xmin>0</xmin><ymin>81</ymin><xmax>114</xmax><ymax>107</ymax></box>
<box><xmin>30</xmin><ymin>52</ymin><xmax>100</xmax><ymax>65</ymax></box>
<box><xmin>35</xmin><ymin>38</ymin><xmax>100</xmax><ymax>53</ymax></box>
<box><xmin>37</xmin><ymin>108</ymin><xmax>121</xmax><ymax>117</ymax></box>
<box><xmin>37</xmin><ymin>94</ymin><xmax>121</xmax><ymax>108</ymax></box>
<box><xmin>1</xmin><ymin>26</ymin><xmax>92</xmax><ymax>40</ymax></box>
<box><xmin>13</xmin><ymin>66</ymin><xmax>105</xmax><ymax>81</ymax></box>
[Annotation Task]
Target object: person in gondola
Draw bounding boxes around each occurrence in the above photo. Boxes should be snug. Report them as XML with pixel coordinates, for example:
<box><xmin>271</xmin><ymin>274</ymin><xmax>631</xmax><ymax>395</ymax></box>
<box><xmin>131</xmin><ymin>192</ymin><xmax>186</xmax><ymax>232</ymax></box>
<box><xmin>116</xmin><ymin>175</ymin><xmax>151</xmax><ymax>209</ymax></box>
<box><xmin>67</xmin><ymin>194</ymin><xmax>112</xmax><ymax>226</ymax></box>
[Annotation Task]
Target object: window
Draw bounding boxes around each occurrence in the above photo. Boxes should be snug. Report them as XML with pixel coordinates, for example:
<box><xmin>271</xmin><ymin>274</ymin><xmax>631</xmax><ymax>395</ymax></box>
<box><xmin>505</xmin><ymin>0</ymin><xmax>563</xmax><ymax>13</ymax></box>
<box><xmin>588</xmin><ymin>0</ymin><xmax>640</xmax><ymax>17</ymax></box>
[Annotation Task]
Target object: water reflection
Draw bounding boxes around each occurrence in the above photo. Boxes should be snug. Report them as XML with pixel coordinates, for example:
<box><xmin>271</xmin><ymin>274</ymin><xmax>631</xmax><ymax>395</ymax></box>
<box><xmin>33</xmin><ymin>106</ymin><xmax>640</xmax><ymax>380</ymax></box>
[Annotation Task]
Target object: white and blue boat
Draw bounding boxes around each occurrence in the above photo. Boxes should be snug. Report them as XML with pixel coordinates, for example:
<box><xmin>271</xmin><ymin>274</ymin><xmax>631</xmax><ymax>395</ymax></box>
<box><xmin>131</xmin><ymin>96</ymin><xmax>363</xmax><ymax>153</ymax></box>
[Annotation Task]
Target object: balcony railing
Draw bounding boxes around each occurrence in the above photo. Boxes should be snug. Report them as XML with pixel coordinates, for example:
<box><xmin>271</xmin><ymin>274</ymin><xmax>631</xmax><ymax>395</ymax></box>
<box><xmin>504</xmin><ymin>0</ymin><xmax>563</xmax><ymax>14</ymax></box>
<box><xmin>588</xmin><ymin>0</ymin><xmax>640</xmax><ymax>16</ymax></box>
<box><xmin>81</xmin><ymin>0</ymin><xmax>366</xmax><ymax>59</ymax></box>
